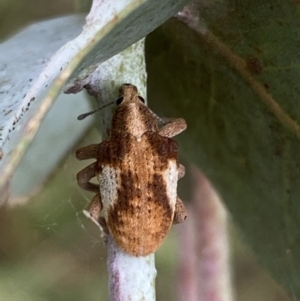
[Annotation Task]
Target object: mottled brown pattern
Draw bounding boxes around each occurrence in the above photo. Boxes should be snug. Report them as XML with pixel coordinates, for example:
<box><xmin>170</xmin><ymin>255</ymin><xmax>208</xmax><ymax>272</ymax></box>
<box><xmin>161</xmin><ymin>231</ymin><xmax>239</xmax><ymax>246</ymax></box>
<box><xmin>150</xmin><ymin>173</ymin><xmax>173</xmax><ymax>219</ymax></box>
<box><xmin>97</xmin><ymin>134</ymin><xmax>133</xmax><ymax>165</ymax></box>
<box><xmin>76</xmin><ymin>84</ymin><xmax>187</xmax><ymax>256</ymax></box>
<box><xmin>110</xmin><ymin>104</ymin><xmax>158</xmax><ymax>139</ymax></box>
<box><xmin>102</xmin><ymin>131</ymin><xmax>177</xmax><ymax>256</ymax></box>
<box><xmin>108</xmin><ymin>171</ymin><xmax>174</xmax><ymax>256</ymax></box>
<box><xmin>145</xmin><ymin>132</ymin><xmax>178</xmax><ymax>167</ymax></box>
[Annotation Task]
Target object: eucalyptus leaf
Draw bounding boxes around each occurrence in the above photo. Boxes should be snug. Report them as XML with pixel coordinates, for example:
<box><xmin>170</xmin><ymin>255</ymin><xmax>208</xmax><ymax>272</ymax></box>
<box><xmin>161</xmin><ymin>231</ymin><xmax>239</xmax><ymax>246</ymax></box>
<box><xmin>0</xmin><ymin>0</ymin><xmax>189</xmax><ymax>200</ymax></box>
<box><xmin>146</xmin><ymin>1</ymin><xmax>300</xmax><ymax>297</ymax></box>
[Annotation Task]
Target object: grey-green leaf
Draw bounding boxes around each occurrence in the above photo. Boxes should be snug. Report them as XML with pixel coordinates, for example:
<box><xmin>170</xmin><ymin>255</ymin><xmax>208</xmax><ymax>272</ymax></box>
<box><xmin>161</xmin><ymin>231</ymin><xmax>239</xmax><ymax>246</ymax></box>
<box><xmin>146</xmin><ymin>1</ymin><xmax>300</xmax><ymax>297</ymax></box>
<box><xmin>0</xmin><ymin>0</ymin><xmax>190</xmax><ymax>200</ymax></box>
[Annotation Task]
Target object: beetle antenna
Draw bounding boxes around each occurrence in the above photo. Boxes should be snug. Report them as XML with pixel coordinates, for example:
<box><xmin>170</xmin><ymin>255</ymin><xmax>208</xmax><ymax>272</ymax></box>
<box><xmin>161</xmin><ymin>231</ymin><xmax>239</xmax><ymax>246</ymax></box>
<box><xmin>77</xmin><ymin>101</ymin><xmax>115</xmax><ymax>120</ymax></box>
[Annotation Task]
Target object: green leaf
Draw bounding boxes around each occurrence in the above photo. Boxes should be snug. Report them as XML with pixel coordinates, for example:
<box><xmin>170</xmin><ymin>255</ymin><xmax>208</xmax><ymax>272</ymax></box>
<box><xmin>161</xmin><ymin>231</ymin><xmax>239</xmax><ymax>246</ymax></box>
<box><xmin>146</xmin><ymin>1</ymin><xmax>300</xmax><ymax>297</ymax></box>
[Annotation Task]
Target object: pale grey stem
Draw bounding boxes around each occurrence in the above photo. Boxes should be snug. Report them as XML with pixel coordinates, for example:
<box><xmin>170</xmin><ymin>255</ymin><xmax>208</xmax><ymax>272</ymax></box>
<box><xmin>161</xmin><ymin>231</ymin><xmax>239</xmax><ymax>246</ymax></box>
<box><xmin>80</xmin><ymin>39</ymin><xmax>156</xmax><ymax>301</ymax></box>
<box><xmin>107</xmin><ymin>236</ymin><xmax>156</xmax><ymax>301</ymax></box>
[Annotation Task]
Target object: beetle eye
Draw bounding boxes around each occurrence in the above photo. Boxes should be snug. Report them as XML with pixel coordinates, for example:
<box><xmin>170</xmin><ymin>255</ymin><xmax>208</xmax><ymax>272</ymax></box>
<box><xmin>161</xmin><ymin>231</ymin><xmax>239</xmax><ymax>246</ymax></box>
<box><xmin>116</xmin><ymin>97</ymin><xmax>124</xmax><ymax>105</ymax></box>
<box><xmin>138</xmin><ymin>96</ymin><xmax>145</xmax><ymax>103</ymax></box>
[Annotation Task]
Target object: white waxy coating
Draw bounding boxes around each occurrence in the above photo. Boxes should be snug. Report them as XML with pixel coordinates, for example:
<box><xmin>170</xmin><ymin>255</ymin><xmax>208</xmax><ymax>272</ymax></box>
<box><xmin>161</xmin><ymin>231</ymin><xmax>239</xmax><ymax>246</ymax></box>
<box><xmin>108</xmin><ymin>236</ymin><xmax>156</xmax><ymax>301</ymax></box>
<box><xmin>98</xmin><ymin>165</ymin><xmax>119</xmax><ymax>218</ymax></box>
<box><xmin>164</xmin><ymin>160</ymin><xmax>178</xmax><ymax>211</ymax></box>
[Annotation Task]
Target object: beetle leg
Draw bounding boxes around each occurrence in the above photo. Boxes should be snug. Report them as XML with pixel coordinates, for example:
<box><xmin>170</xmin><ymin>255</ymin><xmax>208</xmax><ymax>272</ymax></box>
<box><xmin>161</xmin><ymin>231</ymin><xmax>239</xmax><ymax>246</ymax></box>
<box><xmin>76</xmin><ymin>162</ymin><xmax>99</xmax><ymax>192</ymax></box>
<box><xmin>99</xmin><ymin>217</ymin><xmax>109</xmax><ymax>234</ymax></box>
<box><xmin>159</xmin><ymin>118</ymin><xmax>187</xmax><ymax>138</ymax></box>
<box><xmin>88</xmin><ymin>193</ymin><xmax>102</xmax><ymax>220</ymax></box>
<box><xmin>173</xmin><ymin>197</ymin><xmax>188</xmax><ymax>224</ymax></box>
<box><xmin>87</xmin><ymin>193</ymin><xmax>109</xmax><ymax>234</ymax></box>
<box><xmin>178</xmin><ymin>164</ymin><xmax>185</xmax><ymax>179</ymax></box>
<box><xmin>76</xmin><ymin>144</ymin><xmax>98</xmax><ymax>160</ymax></box>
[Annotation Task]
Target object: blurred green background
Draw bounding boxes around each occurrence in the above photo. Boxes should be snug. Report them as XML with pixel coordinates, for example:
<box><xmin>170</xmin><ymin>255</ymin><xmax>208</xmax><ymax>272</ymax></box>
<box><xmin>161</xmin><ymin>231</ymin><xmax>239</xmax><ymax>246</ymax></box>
<box><xmin>0</xmin><ymin>128</ymin><xmax>290</xmax><ymax>301</ymax></box>
<box><xmin>0</xmin><ymin>1</ymin><xmax>292</xmax><ymax>300</ymax></box>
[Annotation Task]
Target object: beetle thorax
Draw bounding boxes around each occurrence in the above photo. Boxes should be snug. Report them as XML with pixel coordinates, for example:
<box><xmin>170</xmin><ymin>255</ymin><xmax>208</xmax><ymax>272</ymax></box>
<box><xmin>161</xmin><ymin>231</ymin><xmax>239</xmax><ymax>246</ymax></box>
<box><xmin>111</xmin><ymin>103</ymin><xmax>157</xmax><ymax>140</ymax></box>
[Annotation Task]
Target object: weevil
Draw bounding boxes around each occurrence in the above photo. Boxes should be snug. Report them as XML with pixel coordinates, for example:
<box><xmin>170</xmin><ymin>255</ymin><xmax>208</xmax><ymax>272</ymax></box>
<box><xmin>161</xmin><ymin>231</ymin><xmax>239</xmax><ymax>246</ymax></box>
<box><xmin>76</xmin><ymin>84</ymin><xmax>187</xmax><ymax>256</ymax></box>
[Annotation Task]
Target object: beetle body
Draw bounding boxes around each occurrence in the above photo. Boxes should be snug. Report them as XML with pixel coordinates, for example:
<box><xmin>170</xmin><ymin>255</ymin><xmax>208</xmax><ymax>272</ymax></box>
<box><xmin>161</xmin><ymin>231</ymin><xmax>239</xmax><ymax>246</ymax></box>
<box><xmin>76</xmin><ymin>84</ymin><xmax>187</xmax><ymax>256</ymax></box>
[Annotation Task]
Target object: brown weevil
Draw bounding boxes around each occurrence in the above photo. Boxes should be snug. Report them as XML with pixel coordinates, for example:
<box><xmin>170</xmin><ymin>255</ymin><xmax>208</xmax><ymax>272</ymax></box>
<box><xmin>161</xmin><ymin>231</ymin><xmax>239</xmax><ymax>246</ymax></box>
<box><xmin>76</xmin><ymin>84</ymin><xmax>187</xmax><ymax>256</ymax></box>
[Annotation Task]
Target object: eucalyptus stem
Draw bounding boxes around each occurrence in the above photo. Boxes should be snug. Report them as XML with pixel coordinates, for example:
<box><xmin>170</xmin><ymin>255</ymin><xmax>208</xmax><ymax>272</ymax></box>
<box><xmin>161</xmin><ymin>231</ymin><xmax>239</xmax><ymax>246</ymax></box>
<box><xmin>80</xmin><ymin>39</ymin><xmax>156</xmax><ymax>301</ymax></box>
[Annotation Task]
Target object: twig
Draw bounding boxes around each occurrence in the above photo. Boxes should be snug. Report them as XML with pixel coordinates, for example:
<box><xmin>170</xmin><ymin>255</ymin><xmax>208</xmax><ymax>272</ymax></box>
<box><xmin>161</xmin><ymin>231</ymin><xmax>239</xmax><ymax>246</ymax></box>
<box><xmin>77</xmin><ymin>39</ymin><xmax>156</xmax><ymax>301</ymax></box>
